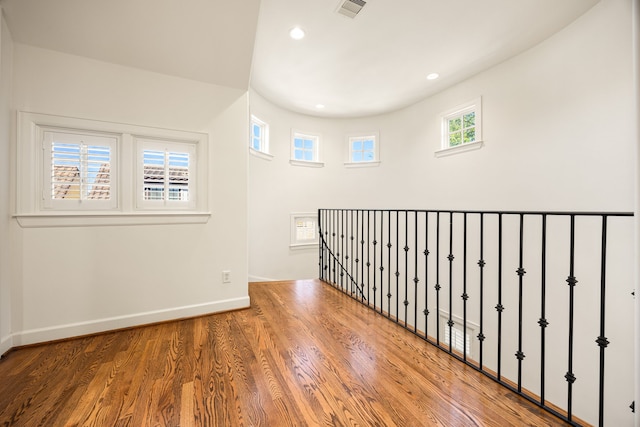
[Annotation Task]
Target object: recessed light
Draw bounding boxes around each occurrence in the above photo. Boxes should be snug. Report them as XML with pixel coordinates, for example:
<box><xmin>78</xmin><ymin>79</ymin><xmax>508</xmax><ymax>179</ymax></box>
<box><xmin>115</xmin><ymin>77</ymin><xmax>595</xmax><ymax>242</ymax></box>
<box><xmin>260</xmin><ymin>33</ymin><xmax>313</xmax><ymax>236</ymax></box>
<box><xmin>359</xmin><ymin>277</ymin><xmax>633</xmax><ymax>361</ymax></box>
<box><xmin>289</xmin><ymin>27</ymin><xmax>305</xmax><ymax>40</ymax></box>
<box><xmin>426</xmin><ymin>73</ymin><xmax>440</xmax><ymax>80</ymax></box>
<box><xmin>315</xmin><ymin>104</ymin><xmax>325</xmax><ymax>109</ymax></box>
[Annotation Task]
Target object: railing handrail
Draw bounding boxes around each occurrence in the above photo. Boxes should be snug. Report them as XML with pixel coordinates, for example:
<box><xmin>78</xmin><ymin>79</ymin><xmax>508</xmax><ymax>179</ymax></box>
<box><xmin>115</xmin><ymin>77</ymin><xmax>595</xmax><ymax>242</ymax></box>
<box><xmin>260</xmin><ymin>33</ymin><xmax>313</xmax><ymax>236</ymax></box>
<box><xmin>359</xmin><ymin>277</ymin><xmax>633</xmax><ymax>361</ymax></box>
<box><xmin>320</xmin><ymin>208</ymin><xmax>633</xmax><ymax>217</ymax></box>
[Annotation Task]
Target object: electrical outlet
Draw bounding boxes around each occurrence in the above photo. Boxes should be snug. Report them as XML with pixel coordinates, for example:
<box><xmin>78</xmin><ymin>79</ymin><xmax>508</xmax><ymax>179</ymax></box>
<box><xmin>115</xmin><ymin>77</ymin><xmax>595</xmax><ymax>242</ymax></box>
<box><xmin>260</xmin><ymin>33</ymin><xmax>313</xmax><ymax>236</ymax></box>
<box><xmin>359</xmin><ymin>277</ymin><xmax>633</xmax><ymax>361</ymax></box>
<box><xmin>222</xmin><ymin>270</ymin><xmax>231</xmax><ymax>283</ymax></box>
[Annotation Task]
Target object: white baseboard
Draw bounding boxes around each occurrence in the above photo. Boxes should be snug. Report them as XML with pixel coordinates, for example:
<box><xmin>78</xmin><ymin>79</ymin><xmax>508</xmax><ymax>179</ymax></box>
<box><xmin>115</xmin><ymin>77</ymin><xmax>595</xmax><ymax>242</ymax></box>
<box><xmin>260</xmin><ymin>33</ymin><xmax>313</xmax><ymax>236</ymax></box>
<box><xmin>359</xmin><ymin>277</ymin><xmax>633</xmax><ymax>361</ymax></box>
<box><xmin>11</xmin><ymin>296</ymin><xmax>250</xmax><ymax>347</ymax></box>
<box><xmin>0</xmin><ymin>334</ymin><xmax>13</xmax><ymax>357</ymax></box>
<box><xmin>248</xmin><ymin>275</ymin><xmax>278</xmax><ymax>282</ymax></box>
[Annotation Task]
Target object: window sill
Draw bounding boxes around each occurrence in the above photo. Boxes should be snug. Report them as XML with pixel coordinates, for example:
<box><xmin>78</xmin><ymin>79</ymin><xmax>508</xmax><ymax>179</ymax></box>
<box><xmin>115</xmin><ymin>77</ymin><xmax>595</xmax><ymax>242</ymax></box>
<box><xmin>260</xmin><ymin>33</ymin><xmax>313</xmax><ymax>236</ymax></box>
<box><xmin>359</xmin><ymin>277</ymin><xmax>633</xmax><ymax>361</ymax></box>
<box><xmin>289</xmin><ymin>159</ymin><xmax>324</xmax><ymax>168</ymax></box>
<box><xmin>344</xmin><ymin>160</ymin><xmax>381</xmax><ymax>168</ymax></box>
<box><xmin>289</xmin><ymin>242</ymin><xmax>318</xmax><ymax>250</ymax></box>
<box><xmin>435</xmin><ymin>140</ymin><xmax>484</xmax><ymax>158</ymax></box>
<box><xmin>14</xmin><ymin>211</ymin><xmax>212</xmax><ymax>228</ymax></box>
<box><xmin>249</xmin><ymin>147</ymin><xmax>274</xmax><ymax>161</ymax></box>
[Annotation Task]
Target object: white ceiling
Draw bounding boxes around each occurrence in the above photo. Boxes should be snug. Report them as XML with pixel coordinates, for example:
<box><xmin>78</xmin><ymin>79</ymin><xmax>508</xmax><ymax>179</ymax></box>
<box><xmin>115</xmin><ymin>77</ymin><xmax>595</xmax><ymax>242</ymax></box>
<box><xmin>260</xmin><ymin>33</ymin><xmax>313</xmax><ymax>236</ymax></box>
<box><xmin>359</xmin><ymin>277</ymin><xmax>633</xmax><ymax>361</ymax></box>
<box><xmin>1</xmin><ymin>0</ymin><xmax>599</xmax><ymax>118</ymax></box>
<box><xmin>0</xmin><ymin>0</ymin><xmax>261</xmax><ymax>90</ymax></box>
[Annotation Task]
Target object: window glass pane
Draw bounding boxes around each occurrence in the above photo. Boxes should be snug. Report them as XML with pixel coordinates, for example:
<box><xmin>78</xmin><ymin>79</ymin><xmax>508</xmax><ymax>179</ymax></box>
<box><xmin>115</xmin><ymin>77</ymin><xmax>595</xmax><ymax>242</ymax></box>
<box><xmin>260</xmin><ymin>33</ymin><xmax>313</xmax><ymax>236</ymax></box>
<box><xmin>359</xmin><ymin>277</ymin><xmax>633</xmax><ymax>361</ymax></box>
<box><xmin>294</xmin><ymin>149</ymin><xmax>304</xmax><ymax>160</ymax></box>
<box><xmin>253</xmin><ymin>124</ymin><xmax>261</xmax><ymax>138</ymax></box>
<box><xmin>168</xmin><ymin>151</ymin><xmax>189</xmax><ymax>203</ymax></box>
<box><xmin>51</xmin><ymin>141</ymin><xmax>111</xmax><ymax>200</ymax></box>
<box><xmin>303</xmin><ymin>150</ymin><xmax>313</xmax><ymax>161</ymax></box>
<box><xmin>353</xmin><ymin>152</ymin><xmax>363</xmax><ymax>162</ymax></box>
<box><xmin>85</xmin><ymin>145</ymin><xmax>111</xmax><ymax>200</ymax></box>
<box><xmin>294</xmin><ymin>138</ymin><xmax>303</xmax><ymax>148</ymax></box>
<box><xmin>304</xmin><ymin>139</ymin><xmax>314</xmax><ymax>150</ymax></box>
<box><xmin>364</xmin><ymin>140</ymin><xmax>374</xmax><ymax>150</ymax></box>
<box><xmin>252</xmin><ymin>137</ymin><xmax>261</xmax><ymax>150</ymax></box>
<box><xmin>449</xmin><ymin>132</ymin><xmax>462</xmax><ymax>146</ymax></box>
<box><xmin>364</xmin><ymin>151</ymin><xmax>375</xmax><ymax>161</ymax></box>
<box><xmin>449</xmin><ymin>117</ymin><xmax>461</xmax><ymax>133</ymax></box>
<box><xmin>463</xmin><ymin>128</ymin><xmax>475</xmax><ymax>143</ymax></box>
<box><xmin>352</xmin><ymin>140</ymin><xmax>363</xmax><ymax>151</ymax></box>
<box><xmin>143</xmin><ymin>150</ymin><xmax>166</xmax><ymax>200</ymax></box>
<box><xmin>463</xmin><ymin>112</ymin><xmax>475</xmax><ymax>128</ymax></box>
<box><xmin>51</xmin><ymin>142</ymin><xmax>81</xmax><ymax>200</ymax></box>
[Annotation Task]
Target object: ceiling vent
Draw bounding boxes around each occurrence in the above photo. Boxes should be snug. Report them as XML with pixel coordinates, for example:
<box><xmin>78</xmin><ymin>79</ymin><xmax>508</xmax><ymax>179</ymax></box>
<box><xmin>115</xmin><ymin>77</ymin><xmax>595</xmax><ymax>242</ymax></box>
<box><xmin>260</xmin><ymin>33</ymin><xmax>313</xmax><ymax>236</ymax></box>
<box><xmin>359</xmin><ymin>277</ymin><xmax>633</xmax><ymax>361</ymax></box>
<box><xmin>336</xmin><ymin>0</ymin><xmax>366</xmax><ymax>19</ymax></box>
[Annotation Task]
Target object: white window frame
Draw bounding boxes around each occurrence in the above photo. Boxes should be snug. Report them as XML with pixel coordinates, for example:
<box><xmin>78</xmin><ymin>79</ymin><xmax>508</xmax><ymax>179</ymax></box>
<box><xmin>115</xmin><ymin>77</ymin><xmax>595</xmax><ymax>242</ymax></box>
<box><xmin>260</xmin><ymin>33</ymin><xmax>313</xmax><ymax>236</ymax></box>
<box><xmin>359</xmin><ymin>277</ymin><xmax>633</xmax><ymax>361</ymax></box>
<box><xmin>290</xmin><ymin>213</ymin><xmax>318</xmax><ymax>248</ymax></box>
<box><xmin>16</xmin><ymin>112</ymin><xmax>210</xmax><ymax>227</ymax></box>
<box><xmin>435</xmin><ymin>97</ymin><xmax>483</xmax><ymax>158</ymax></box>
<box><xmin>42</xmin><ymin>128</ymin><xmax>118</xmax><ymax>211</ymax></box>
<box><xmin>136</xmin><ymin>138</ymin><xmax>197</xmax><ymax>211</ymax></box>
<box><xmin>344</xmin><ymin>131</ymin><xmax>380</xmax><ymax>167</ymax></box>
<box><xmin>249</xmin><ymin>115</ymin><xmax>273</xmax><ymax>161</ymax></box>
<box><xmin>290</xmin><ymin>130</ymin><xmax>323</xmax><ymax>167</ymax></box>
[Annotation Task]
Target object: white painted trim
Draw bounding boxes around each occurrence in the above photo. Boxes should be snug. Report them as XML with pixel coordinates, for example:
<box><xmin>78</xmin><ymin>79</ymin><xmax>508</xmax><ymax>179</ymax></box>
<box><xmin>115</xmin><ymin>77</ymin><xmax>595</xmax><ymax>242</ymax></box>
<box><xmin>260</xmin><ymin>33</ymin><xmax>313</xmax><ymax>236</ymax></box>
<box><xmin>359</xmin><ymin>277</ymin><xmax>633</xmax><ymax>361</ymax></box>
<box><xmin>11</xmin><ymin>296</ymin><xmax>250</xmax><ymax>347</ymax></box>
<box><xmin>249</xmin><ymin>147</ymin><xmax>274</xmax><ymax>160</ymax></box>
<box><xmin>14</xmin><ymin>212</ymin><xmax>211</xmax><ymax>228</ymax></box>
<box><xmin>435</xmin><ymin>140</ymin><xmax>484</xmax><ymax>158</ymax></box>
<box><xmin>248</xmin><ymin>275</ymin><xmax>278</xmax><ymax>282</ymax></box>
<box><xmin>289</xmin><ymin>242</ymin><xmax>317</xmax><ymax>249</ymax></box>
<box><xmin>17</xmin><ymin>111</ymin><xmax>209</xmax><ymax>216</ymax></box>
<box><xmin>344</xmin><ymin>160</ymin><xmax>381</xmax><ymax>168</ymax></box>
<box><xmin>0</xmin><ymin>334</ymin><xmax>13</xmax><ymax>357</ymax></box>
<box><xmin>289</xmin><ymin>159</ymin><xmax>324</xmax><ymax>168</ymax></box>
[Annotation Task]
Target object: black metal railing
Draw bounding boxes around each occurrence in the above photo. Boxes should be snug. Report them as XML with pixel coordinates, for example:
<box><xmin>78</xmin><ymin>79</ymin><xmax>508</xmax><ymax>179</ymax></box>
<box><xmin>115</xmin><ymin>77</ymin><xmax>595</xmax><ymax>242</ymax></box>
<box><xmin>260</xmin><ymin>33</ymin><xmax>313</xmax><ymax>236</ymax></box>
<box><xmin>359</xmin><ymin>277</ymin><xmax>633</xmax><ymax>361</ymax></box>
<box><xmin>318</xmin><ymin>208</ymin><xmax>635</xmax><ymax>427</ymax></box>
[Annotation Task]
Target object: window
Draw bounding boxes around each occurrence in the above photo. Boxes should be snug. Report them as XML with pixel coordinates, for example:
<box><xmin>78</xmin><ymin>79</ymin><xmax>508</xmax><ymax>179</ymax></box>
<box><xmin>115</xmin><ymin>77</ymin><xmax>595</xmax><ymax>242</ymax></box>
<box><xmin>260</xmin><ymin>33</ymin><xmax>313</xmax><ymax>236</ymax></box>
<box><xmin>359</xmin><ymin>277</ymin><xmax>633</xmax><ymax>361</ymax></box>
<box><xmin>250</xmin><ymin>115</ymin><xmax>272</xmax><ymax>160</ymax></box>
<box><xmin>293</xmin><ymin>134</ymin><xmax>316</xmax><ymax>161</ymax></box>
<box><xmin>290</xmin><ymin>131</ymin><xmax>323</xmax><ymax>167</ymax></box>
<box><xmin>17</xmin><ymin>112</ymin><xmax>209</xmax><ymax>227</ymax></box>
<box><xmin>345</xmin><ymin>132</ymin><xmax>380</xmax><ymax>167</ymax></box>
<box><xmin>290</xmin><ymin>213</ymin><xmax>318</xmax><ymax>248</ymax></box>
<box><xmin>43</xmin><ymin>130</ymin><xmax>117</xmax><ymax>210</ymax></box>
<box><xmin>137</xmin><ymin>138</ymin><xmax>196</xmax><ymax>210</ymax></box>
<box><xmin>436</xmin><ymin>97</ymin><xmax>483</xmax><ymax>157</ymax></box>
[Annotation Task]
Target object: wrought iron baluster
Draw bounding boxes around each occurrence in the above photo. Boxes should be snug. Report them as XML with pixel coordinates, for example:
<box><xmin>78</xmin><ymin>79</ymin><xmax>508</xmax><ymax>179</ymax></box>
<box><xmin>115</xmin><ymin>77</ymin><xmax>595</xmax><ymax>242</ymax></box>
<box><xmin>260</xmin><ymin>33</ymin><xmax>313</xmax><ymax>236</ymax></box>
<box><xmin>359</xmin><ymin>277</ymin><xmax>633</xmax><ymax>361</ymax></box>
<box><xmin>497</xmin><ymin>213</ymin><xmax>503</xmax><ymax>380</ymax></box>
<box><xmin>403</xmin><ymin>210</ymin><xmax>409</xmax><ymax>328</ymax></box>
<box><xmin>462</xmin><ymin>213</ymin><xmax>468</xmax><ymax>361</ymax></box>
<box><xmin>597</xmin><ymin>215</ymin><xmax>609</xmax><ymax>427</ymax></box>
<box><xmin>516</xmin><ymin>213</ymin><xmax>526</xmax><ymax>392</ymax></box>
<box><xmin>478</xmin><ymin>213</ymin><xmax>485</xmax><ymax>369</ymax></box>
<box><xmin>414</xmin><ymin>211</ymin><xmax>419</xmax><ymax>334</ymax></box>
<box><xmin>447</xmin><ymin>212</ymin><xmax>454</xmax><ymax>354</ymax></box>
<box><xmin>566</xmin><ymin>215</ymin><xmax>577</xmax><ymax>422</ymax></box>
<box><xmin>424</xmin><ymin>211</ymin><xmax>430</xmax><ymax>338</ymax></box>
<box><xmin>539</xmin><ymin>214</ymin><xmax>548</xmax><ymax>405</ymax></box>
<box><xmin>436</xmin><ymin>212</ymin><xmax>441</xmax><ymax>344</ymax></box>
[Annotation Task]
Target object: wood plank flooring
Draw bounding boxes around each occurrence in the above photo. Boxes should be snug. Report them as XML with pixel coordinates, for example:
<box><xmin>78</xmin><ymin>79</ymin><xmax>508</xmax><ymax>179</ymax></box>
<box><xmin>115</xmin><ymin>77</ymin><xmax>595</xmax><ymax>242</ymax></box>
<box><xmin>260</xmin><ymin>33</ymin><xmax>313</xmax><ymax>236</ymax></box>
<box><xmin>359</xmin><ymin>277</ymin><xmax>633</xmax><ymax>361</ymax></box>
<box><xmin>0</xmin><ymin>280</ymin><xmax>570</xmax><ymax>426</ymax></box>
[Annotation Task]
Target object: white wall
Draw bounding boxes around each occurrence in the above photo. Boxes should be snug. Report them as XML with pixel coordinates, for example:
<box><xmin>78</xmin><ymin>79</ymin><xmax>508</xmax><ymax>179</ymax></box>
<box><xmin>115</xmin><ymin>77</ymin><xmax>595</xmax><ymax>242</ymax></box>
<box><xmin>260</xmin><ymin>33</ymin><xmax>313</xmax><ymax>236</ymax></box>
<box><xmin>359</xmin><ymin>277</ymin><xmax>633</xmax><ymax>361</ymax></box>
<box><xmin>0</xmin><ymin>10</ymin><xmax>14</xmax><ymax>356</ymax></box>
<box><xmin>10</xmin><ymin>44</ymin><xmax>249</xmax><ymax>345</ymax></box>
<box><xmin>249</xmin><ymin>0</ymin><xmax>634</xmax><ymax>280</ymax></box>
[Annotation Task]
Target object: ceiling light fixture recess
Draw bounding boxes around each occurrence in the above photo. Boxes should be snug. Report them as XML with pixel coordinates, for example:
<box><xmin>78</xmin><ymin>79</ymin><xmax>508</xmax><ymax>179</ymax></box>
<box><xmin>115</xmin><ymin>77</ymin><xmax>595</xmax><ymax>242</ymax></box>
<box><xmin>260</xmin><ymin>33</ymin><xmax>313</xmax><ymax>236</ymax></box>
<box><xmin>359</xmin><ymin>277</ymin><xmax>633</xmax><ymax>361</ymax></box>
<box><xmin>289</xmin><ymin>27</ymin><xmax>305</xmax><ymax>40</ymax></box>
<box><xmin>426</xmin><ymin>73</ymin><xmax>440</xmax><ymax>80</ymax></box>
<box><xmin>315</xmin><ymin>104</ymin><xmax>325</xmax><ymax>109</ymax></box>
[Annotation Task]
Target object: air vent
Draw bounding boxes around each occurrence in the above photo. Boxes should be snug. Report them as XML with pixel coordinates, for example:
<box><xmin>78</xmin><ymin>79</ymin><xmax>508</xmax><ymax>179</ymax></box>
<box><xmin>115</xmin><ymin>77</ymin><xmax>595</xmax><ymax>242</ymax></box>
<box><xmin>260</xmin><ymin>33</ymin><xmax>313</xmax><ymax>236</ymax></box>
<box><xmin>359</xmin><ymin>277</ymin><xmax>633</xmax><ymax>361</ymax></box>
<box><xmin>336</xmin><ymin>0</ymin><xmax>366</xmax><ymax>19</ymax></box>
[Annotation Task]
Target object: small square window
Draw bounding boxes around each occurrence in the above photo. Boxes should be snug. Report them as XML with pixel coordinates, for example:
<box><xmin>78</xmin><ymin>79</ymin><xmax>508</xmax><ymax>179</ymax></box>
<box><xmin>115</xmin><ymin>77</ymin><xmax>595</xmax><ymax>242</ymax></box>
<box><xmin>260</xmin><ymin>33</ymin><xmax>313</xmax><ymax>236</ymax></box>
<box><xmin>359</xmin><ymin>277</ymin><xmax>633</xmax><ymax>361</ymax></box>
<box><xmin>345</xmin><ymin>132</ymin><xmax>380</xmax><ymax>167</ymax></box>
<box><xmin>43</xmin><ymin>129</ymin><xmax>118</xmax><ymax>210</ymax></box>
<box><xmin>137</xmin><ymin>138</ymin><xmax>196</xmax><ymax>210</ymax></box>
<box><xmin>250</xmin><ymin>116</ymin><xmax>270</xmax><ymax>158</ymax></box>
<box><xmin>436</xmin><ymin>98</ymin><xmax>483</xmax><ymax>157</ymax></box>
<box><xmin>290</xmin><ymin>213</ymin><xmax>318</xmax><ymax>248</ymax></box>
<box><xmin>290</xmin><ymin>131</ymin><xmax>322</xmax><ymax>167</ymax></box>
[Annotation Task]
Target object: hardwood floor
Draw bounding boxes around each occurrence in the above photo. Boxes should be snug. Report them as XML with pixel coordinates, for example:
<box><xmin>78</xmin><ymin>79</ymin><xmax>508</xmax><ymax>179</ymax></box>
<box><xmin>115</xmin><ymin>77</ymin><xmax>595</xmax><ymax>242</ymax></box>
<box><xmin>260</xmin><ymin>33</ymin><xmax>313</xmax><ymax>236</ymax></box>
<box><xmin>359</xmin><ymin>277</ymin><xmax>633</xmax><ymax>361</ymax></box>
<box><xmin>0</xmin><ymin>280</ymin><xmax>570</xmax><ymax>426</ymax></box>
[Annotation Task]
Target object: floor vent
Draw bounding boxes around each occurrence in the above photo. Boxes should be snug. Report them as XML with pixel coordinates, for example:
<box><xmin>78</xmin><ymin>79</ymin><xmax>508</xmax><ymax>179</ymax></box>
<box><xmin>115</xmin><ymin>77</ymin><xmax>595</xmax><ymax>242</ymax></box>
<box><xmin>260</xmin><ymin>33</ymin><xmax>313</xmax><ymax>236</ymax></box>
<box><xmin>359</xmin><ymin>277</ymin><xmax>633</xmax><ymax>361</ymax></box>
<box><xmin>336</xmin><ymin>0</ymin><xmax>366</xmax><ymax>19</ymax></box>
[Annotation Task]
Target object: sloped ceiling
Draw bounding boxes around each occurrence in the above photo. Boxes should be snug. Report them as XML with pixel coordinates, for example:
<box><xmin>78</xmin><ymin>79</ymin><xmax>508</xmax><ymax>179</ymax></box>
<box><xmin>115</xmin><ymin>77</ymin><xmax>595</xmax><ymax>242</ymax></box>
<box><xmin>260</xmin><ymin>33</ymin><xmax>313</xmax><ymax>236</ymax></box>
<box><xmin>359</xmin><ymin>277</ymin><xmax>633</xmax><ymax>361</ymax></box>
<box><xmin>0</xmin><ymin>0</ymin><xmax>261</xmax><ymax>90</ymax></box>
<box><xmin>1</xmin><ymin>0</ymin><xmax>600</xmax><ymax>117</ymax></box>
